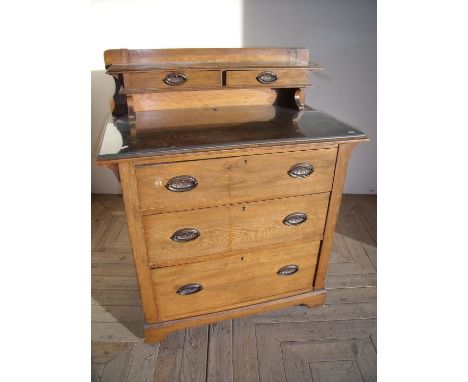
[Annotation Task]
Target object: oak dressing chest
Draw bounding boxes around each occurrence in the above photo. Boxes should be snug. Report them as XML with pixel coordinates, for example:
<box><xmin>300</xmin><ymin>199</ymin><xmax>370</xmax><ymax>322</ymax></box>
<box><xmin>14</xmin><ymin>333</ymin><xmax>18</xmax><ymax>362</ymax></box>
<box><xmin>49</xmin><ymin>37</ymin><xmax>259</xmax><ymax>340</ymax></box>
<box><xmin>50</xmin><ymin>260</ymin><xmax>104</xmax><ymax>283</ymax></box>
<box><xmin>96</xmin><ymin>48</ymin><xmax>368</xmax><ymax>343</ymax></box>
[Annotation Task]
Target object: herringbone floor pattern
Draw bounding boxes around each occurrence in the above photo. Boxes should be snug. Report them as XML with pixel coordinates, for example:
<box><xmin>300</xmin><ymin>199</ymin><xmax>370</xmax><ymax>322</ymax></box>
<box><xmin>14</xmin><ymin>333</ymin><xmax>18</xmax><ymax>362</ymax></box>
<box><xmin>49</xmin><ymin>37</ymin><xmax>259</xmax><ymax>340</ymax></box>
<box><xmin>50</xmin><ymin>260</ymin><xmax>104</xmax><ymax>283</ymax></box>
<box><xmin>92</xmin><ymin>194</ymin><xmax>377</xmax><ymax>382</ymax></box>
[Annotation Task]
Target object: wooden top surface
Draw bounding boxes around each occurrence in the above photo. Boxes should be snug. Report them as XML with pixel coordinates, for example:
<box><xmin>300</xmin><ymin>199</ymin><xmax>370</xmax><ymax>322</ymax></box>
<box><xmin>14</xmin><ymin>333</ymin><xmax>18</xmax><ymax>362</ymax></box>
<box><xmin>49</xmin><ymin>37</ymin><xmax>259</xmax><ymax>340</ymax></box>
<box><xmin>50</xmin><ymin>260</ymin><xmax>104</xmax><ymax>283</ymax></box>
<box><xmin>104</xmin><ymin>48</ymin><xmax>313</xmax><ymax>71</ymax></box>
<box><xmin>96</xmin><ymin>105</ymin><xmax>367</xmax><ymax>162</ymax></box>
<box><xmin>106</xmin><ymin>62</ymin><xmax>321</xmax><ymax>73</ymax></box>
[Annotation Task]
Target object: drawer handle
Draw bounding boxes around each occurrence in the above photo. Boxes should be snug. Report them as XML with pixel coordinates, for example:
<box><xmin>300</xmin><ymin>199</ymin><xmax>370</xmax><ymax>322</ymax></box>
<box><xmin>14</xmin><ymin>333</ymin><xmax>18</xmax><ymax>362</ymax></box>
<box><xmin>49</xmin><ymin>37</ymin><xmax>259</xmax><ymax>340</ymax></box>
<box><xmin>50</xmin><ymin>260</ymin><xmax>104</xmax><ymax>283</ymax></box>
<box><xmin>166</xmin><ymin>175</ymin><xmax>198</xmax><ymax>192</ymax></box>
<box><xmin>277</xmin><ymin>264</ymin><xmax>299</xmax><ymax>276</ymax></box>
<box><xmin>283</xmin><ymin>212</ymin><xmax>308</xmax><ymax>226</ymax></box>
<box><xmin>177</xmin><ymin>283</ymin><xmax>203</xmax><ymax>295</ymax></box>
<box><xmin>287</xmin><ymin>163</ymin><xmax>315</xmax><ymax>178</ymax></box>
<box><xmin>171</xmin><ymin>228</ymin><xmax>200</xmax><ymax>242</ymax></box>
<box><xmin>163</xmin><ymin>72</ymin><xmax>187</xmax><ymax>86</ymax></box>
<box><xmin>256</xmin><ymin>71</ymin><xmax>278</xmax><ymax>84</ymax></box>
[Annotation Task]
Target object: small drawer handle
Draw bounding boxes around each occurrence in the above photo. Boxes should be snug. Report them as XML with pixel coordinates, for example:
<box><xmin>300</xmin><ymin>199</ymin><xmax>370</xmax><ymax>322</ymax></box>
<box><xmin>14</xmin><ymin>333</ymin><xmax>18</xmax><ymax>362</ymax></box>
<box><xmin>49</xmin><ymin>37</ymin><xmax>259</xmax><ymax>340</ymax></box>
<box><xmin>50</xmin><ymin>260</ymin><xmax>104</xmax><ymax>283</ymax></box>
<box><xmin>256</xmin><ymin>71</ymin><xmax>278</xmax><ymax>84</ymax></box>
<box><xmin>166</xmin><ymin>175</ymin><xmax>198</xmax><ymax>192</ymax></box>
<box><xmin>171</xmin><ymin>228</ymin><xmax>200</xmax><ymax>242</ymax></box>
<box><xmin>287</xmin><ymin>163</ymin><xmax>314</xmax><ymax>178</ymax></box>
<box><xmin>283</xmin><ymin>212</ymin><xmax>308</xmax><ymax>226</ymax></box>
<box><xmin>277</xmin><ymin>264</ymin><xmax>299</xmax><ymax>276</ymax></box>
<box><xmin>177</xmin><ymin>283</ymin><xmax>203</xmax><ymax>295</ymax></box>
<box><xmin>163</xmin><ymin>72</ymin><xmax>187</xmax><ymax>86</ymax></box>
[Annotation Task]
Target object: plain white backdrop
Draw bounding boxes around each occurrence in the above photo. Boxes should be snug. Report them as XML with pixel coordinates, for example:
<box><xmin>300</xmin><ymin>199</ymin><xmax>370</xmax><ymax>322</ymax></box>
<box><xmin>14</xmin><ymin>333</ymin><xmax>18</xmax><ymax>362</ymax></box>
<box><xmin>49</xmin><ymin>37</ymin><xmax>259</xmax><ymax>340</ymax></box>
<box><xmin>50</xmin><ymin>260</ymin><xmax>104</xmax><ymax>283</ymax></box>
<box><xmin>1</xmin><ymin>1</ymin><xmax>468</xmax><ymax>381</ymax></box>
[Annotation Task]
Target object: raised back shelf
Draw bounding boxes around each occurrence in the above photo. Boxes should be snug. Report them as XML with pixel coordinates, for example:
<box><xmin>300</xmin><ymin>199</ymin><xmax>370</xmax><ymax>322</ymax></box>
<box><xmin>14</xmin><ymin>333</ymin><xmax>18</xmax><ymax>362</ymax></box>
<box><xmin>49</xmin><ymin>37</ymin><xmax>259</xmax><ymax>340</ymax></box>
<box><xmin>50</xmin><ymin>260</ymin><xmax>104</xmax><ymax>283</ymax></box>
<box><xmin>104</xmin><ymin>48</ymin><xmax>317</xmax><ymax>118</ymax></box>
<box><xmin>104</xmin><ymin>48</ymin><xmax>310</xmax><ymax>66</ymax></box>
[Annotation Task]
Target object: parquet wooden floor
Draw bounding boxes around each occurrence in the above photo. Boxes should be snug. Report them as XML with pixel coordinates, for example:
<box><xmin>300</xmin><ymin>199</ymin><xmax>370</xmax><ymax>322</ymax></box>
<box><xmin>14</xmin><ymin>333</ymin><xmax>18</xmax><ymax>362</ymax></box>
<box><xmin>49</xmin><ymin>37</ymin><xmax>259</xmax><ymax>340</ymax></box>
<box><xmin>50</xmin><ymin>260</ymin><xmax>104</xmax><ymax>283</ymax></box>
<box><xmin>92</xmin><ymin>194</ymin><xmax>377</xmax><ymax>382</ymax></box>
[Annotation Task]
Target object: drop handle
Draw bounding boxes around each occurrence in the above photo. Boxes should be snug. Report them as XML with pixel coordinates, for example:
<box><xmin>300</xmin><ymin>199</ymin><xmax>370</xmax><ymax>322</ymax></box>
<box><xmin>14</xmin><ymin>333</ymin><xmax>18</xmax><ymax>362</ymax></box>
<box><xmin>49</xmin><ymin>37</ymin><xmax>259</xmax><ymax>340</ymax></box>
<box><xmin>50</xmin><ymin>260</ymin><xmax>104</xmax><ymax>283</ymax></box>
<box><xmin>171</xmin><ymin>228</ymin><xmax>200</xmax><ymax>242</ymax></box>
<box><xmin>277</xmin><ymin>264</ymin><xmax>299</xmax><ymax>276</ymax></box>
<box><xmin>287</xmin><ymin>163</ymin><xmax>314</xmax><ymax>178</ymax></box>
<box><xmin>176</xmin><ymin>283</ymin><xmax>203</xmax><ymax>295</ymax></box>
<box><xmin>166</xmin><ymin>175</ymin><xmax>198</xmax><ymax>192</ymax></box>
<box><xmin>283</xmin><ymin>212</ymin><xmax>308</xmax><ymax>226</ymax></box>
<box><xmin>256</xmin><ymin>71</ymin><xmax>278</xmax><ymax>84</ymax></box>
<box><xmin>163</xmin><ymin>72</ymin><xmax>187</xmax><ymax>86</ymax></box>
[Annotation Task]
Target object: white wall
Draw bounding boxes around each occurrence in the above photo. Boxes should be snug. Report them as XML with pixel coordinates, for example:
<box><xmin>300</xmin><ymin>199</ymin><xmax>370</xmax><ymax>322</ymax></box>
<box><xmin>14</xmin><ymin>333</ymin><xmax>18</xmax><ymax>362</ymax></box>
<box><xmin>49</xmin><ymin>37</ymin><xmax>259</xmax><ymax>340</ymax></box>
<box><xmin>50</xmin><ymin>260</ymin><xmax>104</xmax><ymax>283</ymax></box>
<box><xmin>91</xmin><ymin>0</ymin><xmax>376</xmax><ymax>194</ymax></box>
<box><xmin>243</xmin><ymin>0</ymin><xmax>376</xmax><ymax>194</ymax></box>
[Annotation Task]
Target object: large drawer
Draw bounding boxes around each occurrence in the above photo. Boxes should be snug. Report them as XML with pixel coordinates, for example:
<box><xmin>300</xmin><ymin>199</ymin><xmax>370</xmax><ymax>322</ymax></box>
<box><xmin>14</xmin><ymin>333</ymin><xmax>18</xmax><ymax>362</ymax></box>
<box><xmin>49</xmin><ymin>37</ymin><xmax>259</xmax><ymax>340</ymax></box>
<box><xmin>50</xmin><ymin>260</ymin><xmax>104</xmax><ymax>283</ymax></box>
<box><xmin>225</xmin><ymin>69</ymin><xmax>309</xmax><ymax>87</ymax></box>
<box><xmin>151</xmin><ymin>240</ymin><xmax>319</xmax><ymax>321</ymax></box>
<box><xmin>136</xmin><ymin>148</ymin><xmax>337</xmax><ymax>213</ymax></box>
<box><xmin>143</xmin><ymin>193</ymin><xmax>329</xmax><ymax>267</ymax></box>
<box><xmin>124</xmin><ymin>70</ymin><xmax>222</xmax><ymax>90</ymax></box>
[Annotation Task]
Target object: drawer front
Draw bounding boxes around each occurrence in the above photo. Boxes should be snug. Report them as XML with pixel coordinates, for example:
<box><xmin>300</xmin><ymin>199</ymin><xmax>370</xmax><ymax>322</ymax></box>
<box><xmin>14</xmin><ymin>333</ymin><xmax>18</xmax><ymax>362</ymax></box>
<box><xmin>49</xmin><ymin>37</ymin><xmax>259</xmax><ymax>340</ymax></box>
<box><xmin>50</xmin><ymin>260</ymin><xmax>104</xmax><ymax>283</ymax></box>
<box><xmin>136</xmin><ymin>148</ymin><xmax>337</xmax><ymax>213</ymax></box>
<box><xmin>151</xmin><ymin>240</ymin><xmax>320</xmax><ymax>321</ymax></box>
<box><xmin>125</xmin><ymin>70</ymin><xmax>221</xmax><ymax>90</ymax></box>
<box><xmin>143</xmin><ymin>193</ymin><xmax>329</xmax><ymax>267</ymax></box>
<box><xmin>225</xmin><ymin>69</ymin><xmax>309</xmax><ymax>87</ymax></box>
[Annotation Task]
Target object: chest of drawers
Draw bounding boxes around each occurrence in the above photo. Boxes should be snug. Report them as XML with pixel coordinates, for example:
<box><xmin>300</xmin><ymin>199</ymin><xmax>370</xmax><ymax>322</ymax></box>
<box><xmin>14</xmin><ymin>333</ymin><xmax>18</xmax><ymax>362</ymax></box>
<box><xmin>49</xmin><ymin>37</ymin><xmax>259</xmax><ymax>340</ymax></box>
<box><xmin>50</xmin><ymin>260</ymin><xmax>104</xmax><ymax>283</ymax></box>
<box><xmin>96</xmin><ymin>48</ymin><xmax>368</xmax><ymax>342</ymax></box>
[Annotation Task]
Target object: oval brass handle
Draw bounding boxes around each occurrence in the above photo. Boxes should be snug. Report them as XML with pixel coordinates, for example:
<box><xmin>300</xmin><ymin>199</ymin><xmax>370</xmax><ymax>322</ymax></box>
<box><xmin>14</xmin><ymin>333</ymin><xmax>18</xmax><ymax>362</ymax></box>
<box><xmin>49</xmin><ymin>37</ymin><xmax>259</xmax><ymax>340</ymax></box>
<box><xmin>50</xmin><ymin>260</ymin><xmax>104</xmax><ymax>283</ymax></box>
<box><xmin>163</xmin><ymin>72</ymin><xmax>187</xmax><ymax>86</ymax></box>
<box><xmin>166</xmin><ymin>175</ymin><xmax>198</xmax><ymax>192</ymax></box>
<box><xmin>277</xmin><ymin>264</ymin><xmax>299</xmax><ymax>276</ymax></box>
<box><xmin>256</xmin><ymin>71</ymin><xmax>278</xmax><ymax>84</ymax></box>
<box><xmin>288</xmin><ymin>163</ymin><xmax>314</xmax><ymax>178</ymax></box>
<box><xmin>283</xmin><ymin>212</ymin><xmax>308</xmax><ymax>226</ymax></box>
<box><xmin>176</xmin><ymin>283</ymin><xmax>203</xmax><ymax>295</ymax></box>
<box><xmin>171</xmin><ymin>228</ymin><xmax>200</xmax><ymax>242</ymax></box>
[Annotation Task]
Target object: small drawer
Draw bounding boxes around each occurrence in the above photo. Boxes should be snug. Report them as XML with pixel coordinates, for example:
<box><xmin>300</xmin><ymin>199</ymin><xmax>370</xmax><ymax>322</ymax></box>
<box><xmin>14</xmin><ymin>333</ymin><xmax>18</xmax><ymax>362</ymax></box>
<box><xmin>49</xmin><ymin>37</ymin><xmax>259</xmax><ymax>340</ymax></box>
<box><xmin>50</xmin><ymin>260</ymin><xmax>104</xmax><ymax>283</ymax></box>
<box><xmin>151</xmin><ymin>240</ymin><xmax>320</xmax><ymax>321</ymax></box>
<box><xmin>143</xmin><ymin>193</ymin><xmax>329</xmax><ymax>267</ymax></box>
<box><xmin>124</xmin><ymin>70</ymin><xmax>221</xmax><ymax>90</ymax></box>
<box><xmin>136</xmin><ymin>148</ymin><xmax>337</xmax><ymax>213</ymax></box>
<box><xmin>225</xmin><ymin>69</ymin><xmax>309</xmax><ymax>87</ymax></box>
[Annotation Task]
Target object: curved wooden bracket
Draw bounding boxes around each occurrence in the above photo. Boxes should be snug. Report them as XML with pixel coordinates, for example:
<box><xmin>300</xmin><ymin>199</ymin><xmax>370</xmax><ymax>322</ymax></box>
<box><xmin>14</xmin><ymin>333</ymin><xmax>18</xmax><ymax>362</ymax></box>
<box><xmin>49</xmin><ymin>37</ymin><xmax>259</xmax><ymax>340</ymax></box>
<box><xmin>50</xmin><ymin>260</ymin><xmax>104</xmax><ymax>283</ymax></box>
<box><xmin>294</xmin><ymin>88</ymin><xmax>305</xmax><ymax>111</ymax></box>
<box><xmin>274</xmin><ymin>88</ymin><xmax>306</xmax><ymax>111</ymax></box>
<box><xmin>110</xmin><ymin>73</ymin><xmax>128</xmax><ymax>117</ymax></box>
<box><xmin>127</xmin><ymin>94</ymin><xmax>135</xmax><ymax>120</ymax></box>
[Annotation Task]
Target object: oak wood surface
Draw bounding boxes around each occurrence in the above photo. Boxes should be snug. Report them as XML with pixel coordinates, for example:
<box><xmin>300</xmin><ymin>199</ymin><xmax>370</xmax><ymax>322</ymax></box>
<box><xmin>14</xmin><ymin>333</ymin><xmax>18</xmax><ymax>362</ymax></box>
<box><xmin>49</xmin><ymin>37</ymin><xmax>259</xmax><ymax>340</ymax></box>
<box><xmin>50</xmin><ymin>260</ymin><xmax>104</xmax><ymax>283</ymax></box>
<box><xmin>225</xmin><ymin>69</ymin><xmax>309</xmax><ymax>87</ymax></box>
<box><xmin>136</xmin><ymin>148</ymin><xmax>337</xmax><ymax>213</ymax></box>
<box><xmin>143</xmin><ymin>194</ymin><xmax>329</xmax><ymax>267</ymax></box>
<box><xmin>118</xmin><ymin>162</ymin><xmax>158</xmax><ymax>323</ymax></box>
<box><xmin>108</xmin><ymin>63</ymin><xmax>321</xmax><ymax>72</ymax></box>
<box><xmin>134</xmin><ymin>105</ymin><xmax>277</xmax><ymax>130</ymax></box>
<box><xmin>144</xmin><ymin>290</ymin><xmax>326</xmax><ymax>343</ymax></box>
<box><xmin>151</xmin><ymin>240</ymin><xmax>320</xmax><ymax>321</ymax></box>
<box><xmin>314</xmin><ymin>144</ymin><xmax>356</xmax><ymax>290</ymax></box>
<box><xmin>125</xmin><ymin>70</ymin><xmax>221</xmax><ymax>91</ymax></box>
<box><xmin>104</xmin><ymin>48</ymin><xmax>309</xmax><ymax>67</ymax></box>
<box><xmin>131</xmin><ymin>88</ymin><xmax>278</xmax><ymax>111</ymax></box>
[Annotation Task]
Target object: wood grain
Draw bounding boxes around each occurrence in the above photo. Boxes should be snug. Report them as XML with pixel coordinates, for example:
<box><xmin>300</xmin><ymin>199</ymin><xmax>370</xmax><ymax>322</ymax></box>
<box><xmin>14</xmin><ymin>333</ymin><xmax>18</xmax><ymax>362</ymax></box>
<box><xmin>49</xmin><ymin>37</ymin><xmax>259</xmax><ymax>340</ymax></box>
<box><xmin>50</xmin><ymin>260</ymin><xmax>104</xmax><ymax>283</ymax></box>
<box><xmin>150</xmin><ymin>240</ymin><xmax>320</xmax><ymax>321</ymax></box>
<box><xmin>226</xmin><ymin>69</ymin><xmax>309</xmax><ymax>87</ymax></box>
<box><xmin>143</xmin><ymin>194</ymin><xmax>329</xmax><ymax>266</ymax></box>
<box><xmin>136</xmin><ymin>148</ymin><xmax>337</xmax><ymax>213</ymax></box>
<box><xmin>104</xmin><ymin>48</ymin><xmax>309</xmax><ymax>67</ymax></box>
<box><xmin>134</xmin><ymin>104</ymin><xmax>277</xmax><ymax>130</ymax></box>
<box><xmin>131</xmin><ymin>88</ymin><xmax>278</xmax><ymax>111</ymax></box>
<box><xmin>126</xmin><ymin>342</ymin><xmax>160</xmax><ymax>382</ymax></box>
<box><xmin>207</xmin><ymin>321</ymin><xmax>233</xmax><ymax>382</ymax></box>
<box><xmin>144</xmin><ymin>290</ymin><xmax>326</xmax><ymax>343</ymax></box>
<box><xmin>118</xmin><ymin>162</ymin><xmax>158</xmax><ymax>323</ymax></box>
<box><xmin>125</xmin><ymin>70</ymin><xmax>221</xmax><ymax>90</ymax></box>
<box><xmin>314</xmin><ymin>143</ymin><xmax>357</xmax><ymax>290</ymax></box>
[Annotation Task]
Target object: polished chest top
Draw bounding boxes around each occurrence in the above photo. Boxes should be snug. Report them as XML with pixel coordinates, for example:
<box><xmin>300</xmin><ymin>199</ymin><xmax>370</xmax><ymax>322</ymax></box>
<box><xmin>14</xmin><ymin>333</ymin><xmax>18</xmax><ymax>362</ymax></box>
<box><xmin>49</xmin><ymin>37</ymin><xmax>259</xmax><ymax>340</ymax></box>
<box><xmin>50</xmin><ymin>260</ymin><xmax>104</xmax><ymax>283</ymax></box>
<box><xmin>96</xmin><ymin>48</ymin><xmax>368</xmax><ymax>343</ymax></box>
